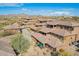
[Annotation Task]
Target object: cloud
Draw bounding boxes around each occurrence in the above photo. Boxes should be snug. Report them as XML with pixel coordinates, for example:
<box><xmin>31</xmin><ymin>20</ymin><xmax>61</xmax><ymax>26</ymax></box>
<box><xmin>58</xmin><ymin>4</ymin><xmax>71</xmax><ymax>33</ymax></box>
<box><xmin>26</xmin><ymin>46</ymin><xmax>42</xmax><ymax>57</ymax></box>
<box><xmin>21</xmin><ymin>8</ymin><xmax>28</xmax><ymax>11</ymax></box>
<box><xmin>20</xmin><ymin>8</ymin><xmax>75</xmax><ymax>16</ymax></box>
<box><xmin>0</xmin><ymin>3</ymin><xmax>23</xmax><ymax>7</ymax></box>
<box><xmin>50</xmin><ymin>11</ymin><xmax>72</xmax><ymax>16</ymax></box>
<box><xmin>21</xmin><ymin>8</ymin><xmax>27</xmax><ymax>11</ymax></box>
<box><xmin>37</xmin><ymin>8</ymin><xmax>74</xmax><ymax>16</ymax></box>
<box><xmin>21</xmin><ymin>8</ymin><xmax>32</xmax><ymax>13</ymax></box>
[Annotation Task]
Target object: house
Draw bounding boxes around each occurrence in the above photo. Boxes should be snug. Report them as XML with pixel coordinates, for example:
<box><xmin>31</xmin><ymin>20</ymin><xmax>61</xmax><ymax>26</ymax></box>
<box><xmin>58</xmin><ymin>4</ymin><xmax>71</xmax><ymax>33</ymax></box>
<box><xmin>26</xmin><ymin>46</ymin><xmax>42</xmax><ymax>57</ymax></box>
<box><xmin>38</xmin><ymin>20</ymin><xmax>79</xmax><ymax>45</ymax></box>
<box><xmin>46</xmin><ymin>20</ymin><xmax>79</xmax><ymax>43</ymax></box>
<box><xmin>46</xmin><ymin>21</ymin><xmax>58</xmax><ymax>28</ymax></box>
<box><xmin>29</xmin><ymin>19</ymin><xmax>79</xmax><ymax>52</ymax></box>
<box><xmin>30</xmin><ymin>25</ymin><xmax>42</xmax><ymax>32</ymax></box>
<box><xmin>3</xmin><ymin>22</ymin><xmax>21</xmax><ymax>34</ymax></box>
<box><xmin>48</xmin><ymin>28</ymin><xmax>77</xmax><ymax>44</ymax></box>
<box><xmin>38</xmin><ymin>19</ymin><xmax>47</xmax><ymax>23</ymax></box>
<box><xmin>47</xmin><ymin>20</ymin><xmax>79</xmax><ymax>31</ymax></box>
<box><xmin>38</xmin><ymin>27</ymin><xmax>51</xmax><ymax>35</ymax></box>
<box><xmin>45</xmin><ymin>34</ymin><xmax>62</xmax><ymax>50</ymax></box>
<box><xmin>35</xmin><ymin>23</ymin><xmax>46</xmax><ymax>27</ymax></box>
<box><xmin>31</xmin><ymin>32</ymin><xmax>47</xmax><ymax>48</ymax></box>
<box><xmin>31</xmin><ymin>28</ymin><xmax>63</xmax><ymax>50</ymax></box>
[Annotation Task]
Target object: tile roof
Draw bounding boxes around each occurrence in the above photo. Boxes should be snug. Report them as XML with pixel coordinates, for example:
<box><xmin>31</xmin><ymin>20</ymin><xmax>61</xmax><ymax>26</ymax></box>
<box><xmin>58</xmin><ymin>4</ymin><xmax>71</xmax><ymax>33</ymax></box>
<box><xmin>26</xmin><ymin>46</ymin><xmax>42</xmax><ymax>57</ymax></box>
<box><xmin>35</xmin><ymin>23</ymin><xmax>46</xmax><ymax>26</ymax></box>
<box><xmin>30</xmin><ymin>25</ymin><xmax>41</xmax><ymax>31</ymax></box>
<box><xmin>58</xmin><ymin>21</ymin><xmax>79</xmax><ymax>27</ymax></box>
<box><xmin>31</xmin><ymin>29</ymin><xmax>61</xmax><ymax>47</ymax></box>
<box><xmin>50</xmin><ymin>28</ymin><xmax>76</xmax><ymax>36</ymax></box>
<box><xmin>4</xmin><ymin>23</ymin><xmax>20</xmax><ymax>30</ymax></box>
<box><xmin>31</xmin><ymin>32</ymin><xmax>47</xmax><ymax>43</ymax></box>
<box><xmin>47</xmin><ymin>20</ymin><xmax>59</xmax><ymax>25</ymax></box>
<box><xmin>47</xmin><ymin>20</ymin><xmax>79</xmax><ymax>27</ymax></box>
<box><xmin>38</xmin><ymin>26</ymin><xmax>76</xmax><ymax>36</ymax></box>
<box><xmin>38</xmin><ymin>19</ymin><xmax>47</xmax><ymax>21</ymax></box>
<box><xmin>46</xmin><ymin>34</ymin><xmax>62</xmax><ymax>48</ymax></box>
<box><xmin>39</xmin><ymin>27</ymin><xmax>51</xmax><ymax>33</ymax></box>
<box><xmin>31</xmin><ymin>32</ymin><xmax>62</xmax><ymax>48</ymax></box>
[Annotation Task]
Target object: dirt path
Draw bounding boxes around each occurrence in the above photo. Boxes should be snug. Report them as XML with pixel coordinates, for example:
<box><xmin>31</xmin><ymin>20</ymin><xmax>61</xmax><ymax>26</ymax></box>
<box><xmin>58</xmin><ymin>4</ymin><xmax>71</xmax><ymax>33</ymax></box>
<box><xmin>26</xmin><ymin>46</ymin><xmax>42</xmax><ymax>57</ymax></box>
<box><xmin>0</xmin><ymin>35</ymin><xmax>16</xmax><ymax>56</ymax></box>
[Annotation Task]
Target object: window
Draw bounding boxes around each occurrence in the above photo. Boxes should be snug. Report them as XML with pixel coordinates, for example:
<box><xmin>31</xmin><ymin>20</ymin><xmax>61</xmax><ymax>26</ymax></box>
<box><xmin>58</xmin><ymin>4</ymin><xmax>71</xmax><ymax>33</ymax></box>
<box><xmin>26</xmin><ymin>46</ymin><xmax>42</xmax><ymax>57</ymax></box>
<box><xmin>54</xmin><ymin>25</ymin><xmax>56</xmax><ymax>27</ymax></box>
<box><xmin>47</xmin><ymin>25</ymin><xmax>53</xmax><ymax>28</ymax></box>
<box><xmin>60</xmin><ymin>26</ymin><xmax>63</xmax><ymax>29</ymax></box>
<box><xmin>68</xmin><ymin>27</ymin><xmax>74</xmax><ymax>31</ymax></box>
<box><xmin>65</xmin><ymin>26</ymin><xmax>69</xmax><ymax>30</ymax></box>
<box><xmin>70</xmin><ymin>27</ymin><xmax>74</xmax><ymax>31</ymax></box>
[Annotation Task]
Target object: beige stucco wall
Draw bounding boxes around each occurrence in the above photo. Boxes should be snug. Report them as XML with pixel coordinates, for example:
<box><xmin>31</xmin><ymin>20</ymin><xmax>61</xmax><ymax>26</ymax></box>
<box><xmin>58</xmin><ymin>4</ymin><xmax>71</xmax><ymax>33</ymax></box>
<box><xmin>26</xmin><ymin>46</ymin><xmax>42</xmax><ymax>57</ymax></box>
<box><xmin>64</xmin><ymin>35</ymin><xmax>76</xmax><ymax>45</ymax></box>
<box><xmin>73</xmin><ymin>27</ymin><xmax>79</xmax><ymax>34</ymax></box>
<box><xmin>72</xmin><ymin>27</ymin><xmax>79</xmax><ymax>41</ymax></box>
<box><xmin>76</xmin><ymin>34</ymin><xmax>79</xmax><ymax>41</ymax></box>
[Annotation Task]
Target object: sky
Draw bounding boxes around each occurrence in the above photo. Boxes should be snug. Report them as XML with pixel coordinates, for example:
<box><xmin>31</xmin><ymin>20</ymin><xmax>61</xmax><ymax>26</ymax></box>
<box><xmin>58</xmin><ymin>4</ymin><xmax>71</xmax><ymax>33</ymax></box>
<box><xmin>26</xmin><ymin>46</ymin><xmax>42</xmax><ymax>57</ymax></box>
<box><xmin>0</xmin><ymin>3</ymin><xmax>79</xmax><ymax>16</ymax></box>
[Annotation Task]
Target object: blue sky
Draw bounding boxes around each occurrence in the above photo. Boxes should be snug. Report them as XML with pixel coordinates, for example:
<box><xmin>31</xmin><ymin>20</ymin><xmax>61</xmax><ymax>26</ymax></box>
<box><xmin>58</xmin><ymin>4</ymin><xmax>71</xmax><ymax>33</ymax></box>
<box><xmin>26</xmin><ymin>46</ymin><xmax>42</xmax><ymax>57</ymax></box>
<box><xmin>0</xmin><ymin>3</ymin><xmax>79</xmax><ymax>16</ymax></box>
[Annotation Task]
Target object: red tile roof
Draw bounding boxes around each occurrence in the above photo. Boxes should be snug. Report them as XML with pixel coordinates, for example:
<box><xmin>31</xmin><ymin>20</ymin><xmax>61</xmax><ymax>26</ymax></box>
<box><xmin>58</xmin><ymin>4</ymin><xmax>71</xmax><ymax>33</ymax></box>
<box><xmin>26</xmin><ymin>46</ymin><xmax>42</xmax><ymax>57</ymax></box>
<box><xmin>31</xmin><ymin>32</ymin><xmax>47</xmax><ymax>43</ymax></box>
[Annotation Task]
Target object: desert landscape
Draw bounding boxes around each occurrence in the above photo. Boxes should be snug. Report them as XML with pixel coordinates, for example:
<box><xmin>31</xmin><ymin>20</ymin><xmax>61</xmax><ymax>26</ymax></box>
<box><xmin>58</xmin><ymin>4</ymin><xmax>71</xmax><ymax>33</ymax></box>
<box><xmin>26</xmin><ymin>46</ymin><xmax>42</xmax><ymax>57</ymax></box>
<box><xmin>0</xmin><ymin>14</ymin><xmax>79</xmax><ymax>56</ymax></box>
<box><xmin>0</xmin><ymin>3</ymin><xmax>79</xmax><ymax>56</ymax></box>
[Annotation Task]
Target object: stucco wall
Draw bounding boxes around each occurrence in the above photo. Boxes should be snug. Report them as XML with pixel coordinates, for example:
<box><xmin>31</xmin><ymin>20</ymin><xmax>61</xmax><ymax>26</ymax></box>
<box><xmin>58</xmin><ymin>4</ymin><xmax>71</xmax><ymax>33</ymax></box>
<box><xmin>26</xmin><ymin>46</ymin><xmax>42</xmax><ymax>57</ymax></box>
<box><xmin>64</xmin><ymin>35</ymin><xmax>76</xmax><ymax>45</ymax></box>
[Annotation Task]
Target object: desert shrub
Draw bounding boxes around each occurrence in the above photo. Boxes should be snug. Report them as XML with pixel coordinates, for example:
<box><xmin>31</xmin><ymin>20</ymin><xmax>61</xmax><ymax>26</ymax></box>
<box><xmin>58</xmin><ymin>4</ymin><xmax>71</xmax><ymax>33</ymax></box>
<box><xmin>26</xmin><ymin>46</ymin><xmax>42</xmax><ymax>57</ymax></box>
<box><xmin>59</xmin><ymin>48</ymin><xmax>65</xmax><ymax>52</ymax></box>
<box><xmin>50</xmin><ymin>48</ymin><xmax>74</xmax><ymax>56</ymax></box>
<box><xmin>51</xmin><ymin>51</ymin><xmax>59</xmax><ymax>56</ymax></box>
<box><xmin>11</xmin><ymin>34</ymin><xmax>30</xmax><ymax>55</ymax></box>
<box><xmin>59</xmin><ymin>51</ymin><xmax>74</xmax><ymax>56</ymax></box>
<box><xmin>59</xmin><ymin>48</ymin><xmax>74</xmax><ymax>56</ymax></box>
<box><xmin>0</xmin><ymin>23</ymin><xmax>6</xmax><ymax>30</ymax></box>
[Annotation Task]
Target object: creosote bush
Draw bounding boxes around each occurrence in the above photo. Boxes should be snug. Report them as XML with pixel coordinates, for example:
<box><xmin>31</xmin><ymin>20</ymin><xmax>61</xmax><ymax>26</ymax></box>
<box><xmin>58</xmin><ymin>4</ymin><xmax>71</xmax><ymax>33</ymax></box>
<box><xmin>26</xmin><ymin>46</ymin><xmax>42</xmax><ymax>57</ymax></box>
<box><xmin>11</xmin><ymin>34</ymin><xmax>30</xmax><ymax>55</ymax></box>
<box><xmin>0</xmin><ymin>23</ymin><xmax>7</xmax><ymax>30</ymax></box>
